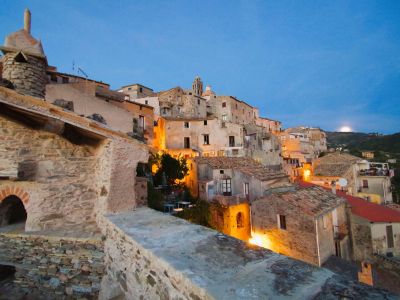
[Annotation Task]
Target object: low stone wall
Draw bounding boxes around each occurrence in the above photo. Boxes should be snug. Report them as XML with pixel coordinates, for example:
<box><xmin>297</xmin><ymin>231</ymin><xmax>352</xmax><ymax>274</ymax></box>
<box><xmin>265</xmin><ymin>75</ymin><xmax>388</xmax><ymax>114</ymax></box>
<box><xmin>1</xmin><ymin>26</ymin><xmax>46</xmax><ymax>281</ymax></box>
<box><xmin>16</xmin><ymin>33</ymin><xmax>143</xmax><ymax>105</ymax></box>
<box><xmin>0</xmin><ymin>231</ymin><xmax>105</xmax><ymax>299</ymax></box>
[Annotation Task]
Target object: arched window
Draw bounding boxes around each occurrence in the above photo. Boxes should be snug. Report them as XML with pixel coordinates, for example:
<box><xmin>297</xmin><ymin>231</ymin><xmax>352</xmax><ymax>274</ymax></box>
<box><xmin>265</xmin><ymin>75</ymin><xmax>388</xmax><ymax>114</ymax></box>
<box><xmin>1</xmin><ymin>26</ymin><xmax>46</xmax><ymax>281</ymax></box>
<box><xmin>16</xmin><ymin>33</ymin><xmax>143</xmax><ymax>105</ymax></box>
<box><xmin>236</xmin><ymin>212</ymin><xmax>244</xmax><ymax>228</ymax></box>
<box><xmin>0</xmin><ymin>196</ymin><xmax>27</xmax><ymax>227</ymax></box>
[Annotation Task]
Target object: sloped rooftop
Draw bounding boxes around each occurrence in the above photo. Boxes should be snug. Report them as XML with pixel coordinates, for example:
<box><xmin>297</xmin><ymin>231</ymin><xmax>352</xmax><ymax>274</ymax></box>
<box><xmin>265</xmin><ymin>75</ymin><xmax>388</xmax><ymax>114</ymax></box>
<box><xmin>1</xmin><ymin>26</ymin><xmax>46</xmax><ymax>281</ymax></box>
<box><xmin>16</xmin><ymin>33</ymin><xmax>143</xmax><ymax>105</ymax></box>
<box><xmin>261</xmin><ymin>185</ymin><xmax>345</xmax><ymax>217</ymax></box>
<box><xmin>196</xmin><ymin>157</ymin><xmax>288</xmax><ymax>181</ymax></box>
<box><xmin>314</xmin><ymin>152</ymin><xmax>361</xmax><ymax>177</ymax></box>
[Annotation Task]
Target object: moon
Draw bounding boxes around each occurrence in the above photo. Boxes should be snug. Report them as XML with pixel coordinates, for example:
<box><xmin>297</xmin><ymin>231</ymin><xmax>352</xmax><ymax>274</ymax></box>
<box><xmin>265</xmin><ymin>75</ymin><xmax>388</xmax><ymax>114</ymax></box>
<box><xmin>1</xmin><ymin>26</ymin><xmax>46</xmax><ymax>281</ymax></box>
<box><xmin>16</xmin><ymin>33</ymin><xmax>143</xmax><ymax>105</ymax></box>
<box><xmin>339</xmin><ymin>126</ymin><xmax>352</xmax><ymax>132</ymax></box>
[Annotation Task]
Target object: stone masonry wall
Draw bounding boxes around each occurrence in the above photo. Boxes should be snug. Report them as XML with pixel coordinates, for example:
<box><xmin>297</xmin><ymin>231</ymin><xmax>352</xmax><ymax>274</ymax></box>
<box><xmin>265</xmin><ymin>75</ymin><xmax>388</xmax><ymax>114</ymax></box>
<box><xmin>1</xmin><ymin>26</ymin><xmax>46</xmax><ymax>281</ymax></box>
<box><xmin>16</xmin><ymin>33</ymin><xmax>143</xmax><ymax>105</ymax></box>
<box><xmin>0</xmin><ymin>232</ymin><xmax>105</xmax><ymax>299</ymax></box>
<box><xmin>2</xmin><ymin>53</ymin><xmax>47</xmax><ymax>98</ymax></box>
<box><xmin>98</xmin><ymin>215</ymin><xmax>207</xmax><ymax>300</ymax></box>
<box><xmin>0</xmin><ymin>114</ymin><xmax>101</xmax><ymax>231</ymax></box>
<box><xmin>251</xmin><ymin>197</ymin><xmax>320</xmax><ymax>265</ymax></box>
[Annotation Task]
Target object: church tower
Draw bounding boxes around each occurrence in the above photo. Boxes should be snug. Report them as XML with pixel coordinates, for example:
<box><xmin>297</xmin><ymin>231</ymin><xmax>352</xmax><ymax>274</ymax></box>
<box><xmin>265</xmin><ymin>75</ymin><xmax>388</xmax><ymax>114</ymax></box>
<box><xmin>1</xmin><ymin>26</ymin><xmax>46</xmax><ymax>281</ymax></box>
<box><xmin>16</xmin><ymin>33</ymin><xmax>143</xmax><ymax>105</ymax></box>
<box><xmin>0</xmin><ymin>9</ymin><xmax>48</xmax><ymax>98</ymax></box>
<box><xmin>192</xmin><ymin>76</ymin><xmax>203</xmax><ymax>96</ymax></box>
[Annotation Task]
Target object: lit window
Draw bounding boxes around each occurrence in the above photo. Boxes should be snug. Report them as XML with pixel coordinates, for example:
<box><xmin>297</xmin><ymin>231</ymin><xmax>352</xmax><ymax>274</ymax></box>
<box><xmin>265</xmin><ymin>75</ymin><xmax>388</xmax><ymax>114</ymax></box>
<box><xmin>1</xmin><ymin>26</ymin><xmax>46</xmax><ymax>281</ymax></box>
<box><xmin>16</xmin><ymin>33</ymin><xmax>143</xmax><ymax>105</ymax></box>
<box><xmin>203</xmin><ymin>134</ymin><xmax>210</xmax><ymax>145</ymax></box>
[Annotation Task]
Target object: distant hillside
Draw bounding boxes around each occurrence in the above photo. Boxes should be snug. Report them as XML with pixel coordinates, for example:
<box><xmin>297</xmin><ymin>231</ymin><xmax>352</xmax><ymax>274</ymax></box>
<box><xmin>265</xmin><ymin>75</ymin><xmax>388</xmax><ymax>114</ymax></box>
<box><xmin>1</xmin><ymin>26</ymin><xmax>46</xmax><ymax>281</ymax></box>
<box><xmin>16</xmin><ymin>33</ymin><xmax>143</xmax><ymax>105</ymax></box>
<box><xmin>326</xmin><ymin>132</ymin><xmax>400</xmax><ymax>154</ymax></box>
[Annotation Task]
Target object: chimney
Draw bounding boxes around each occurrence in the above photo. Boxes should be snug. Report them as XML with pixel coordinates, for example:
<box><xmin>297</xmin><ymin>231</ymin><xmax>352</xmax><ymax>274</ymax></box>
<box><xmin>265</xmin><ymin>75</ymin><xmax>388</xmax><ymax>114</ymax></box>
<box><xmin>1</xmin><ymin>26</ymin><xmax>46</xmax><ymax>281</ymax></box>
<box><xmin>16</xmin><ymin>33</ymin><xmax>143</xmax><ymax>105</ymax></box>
<box><xmin>24</xmin><ymin>9</ymin><xmax>31</xmax><ymax>33</ymax></box>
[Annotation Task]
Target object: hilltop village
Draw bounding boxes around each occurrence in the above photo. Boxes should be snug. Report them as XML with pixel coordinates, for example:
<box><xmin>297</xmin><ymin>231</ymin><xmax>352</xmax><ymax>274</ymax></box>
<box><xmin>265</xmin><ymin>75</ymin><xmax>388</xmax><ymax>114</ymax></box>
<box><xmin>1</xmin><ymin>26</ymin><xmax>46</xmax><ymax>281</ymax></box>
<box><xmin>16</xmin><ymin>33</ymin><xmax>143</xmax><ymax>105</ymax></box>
<box><xmin>0</xmin><ymin>10</ymin><xmax>399</xmax><ymax>299</ymax></box>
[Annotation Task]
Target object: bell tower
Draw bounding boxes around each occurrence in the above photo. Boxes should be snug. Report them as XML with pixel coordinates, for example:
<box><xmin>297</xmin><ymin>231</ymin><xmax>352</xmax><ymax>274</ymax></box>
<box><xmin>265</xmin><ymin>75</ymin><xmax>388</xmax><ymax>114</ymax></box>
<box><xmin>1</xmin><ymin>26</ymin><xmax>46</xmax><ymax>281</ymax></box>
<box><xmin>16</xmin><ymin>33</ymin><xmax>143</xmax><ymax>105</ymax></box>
<box><xmin>192</xmin><ymin>76</ymin><xmax>203</xmax><ymax>96</ymax></box>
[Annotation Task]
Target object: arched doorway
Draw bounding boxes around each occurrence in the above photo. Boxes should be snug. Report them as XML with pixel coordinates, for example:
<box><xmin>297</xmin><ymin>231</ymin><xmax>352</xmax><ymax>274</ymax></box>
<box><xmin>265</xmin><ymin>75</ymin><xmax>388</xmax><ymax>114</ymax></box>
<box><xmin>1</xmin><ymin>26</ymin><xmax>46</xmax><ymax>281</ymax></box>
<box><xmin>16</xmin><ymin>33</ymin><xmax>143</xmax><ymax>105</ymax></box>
<box><xmin>0</xmin><ymin>195</ymin><xmax>27</xmax><ymax>227</ymax></box>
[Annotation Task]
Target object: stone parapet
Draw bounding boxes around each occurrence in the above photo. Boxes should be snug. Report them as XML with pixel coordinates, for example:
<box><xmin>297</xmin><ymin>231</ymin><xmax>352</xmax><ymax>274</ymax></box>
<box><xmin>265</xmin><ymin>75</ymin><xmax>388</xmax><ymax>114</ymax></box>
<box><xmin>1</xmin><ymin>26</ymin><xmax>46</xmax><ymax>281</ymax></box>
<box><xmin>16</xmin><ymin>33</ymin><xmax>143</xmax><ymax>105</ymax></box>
<box><xmin>98</xmin><ymin>208</ymin><xmax>397</xmax><ymax>299</ymax></box>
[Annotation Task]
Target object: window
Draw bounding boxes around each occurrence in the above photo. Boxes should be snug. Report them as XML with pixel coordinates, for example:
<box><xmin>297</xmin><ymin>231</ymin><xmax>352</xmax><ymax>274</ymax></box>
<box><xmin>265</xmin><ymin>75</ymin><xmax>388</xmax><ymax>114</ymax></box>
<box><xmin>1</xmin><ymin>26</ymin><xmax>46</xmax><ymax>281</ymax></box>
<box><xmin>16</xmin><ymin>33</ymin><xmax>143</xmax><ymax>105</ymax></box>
<box><xmin>184</xmin><ymin>137</ymin><xmax>190</xmax><ymax>149</ymax></box>
<box><xmin>362</xmin><ymin>180</ymin><xmax>369</xmax><ymax>188</ymax></box>
<box><xmin>236</xmin><ymin>212</ymin><xmax>244</xmax><ymax>228</ymax></box>
<box><xmin>387</xmin><ymin>225</ymin><xmax>394</xmax><ymax>248</ymax></box>
<box><xmin>220</xmin><ymin>170</ymin><xmax>224</xmax><ymax>174</ymax></box>
<box><xmin>322</xmin><ymin>215</ymin><xmax>328</xmax><ymax>229</ymax></box>
<box><xmin>128</xmin><ymin>87</ymin><xmax>132</xmax><ymax>91</ymax></box>
<box><xmin>229</xmin><ymin>136</ymin><xmax>235</xmax><ymax>147</ymax></box>
<box><xmin>184</xmin><ymin>122</ymin><xmax>189</xmax><ymax>128</ymax></box>
<box><xmin>203</xmin><ymin>134</ymin><xmax>210</xmax><ymax>145</ymax></box>
<box><xmin>222</xmin><ymin>102</ymin><xmax>226</xmax><ymax>108</ymax></box>
<box><xmin>204</xmin><ymin>120</ymin><xmax>207</xmax><ymax>125</ymax></box>
<box><xmin>139</xmin><ymin>87</ymin><xmax>143</xmax><ymax>93</ymax></box>
<box><xmin>222</xmin><ymin>114</ymin><xmax>227</xmax><ymax>121</ymax></box>
<box><xmin>235</xmin><ymin>103</ymin><xmax>238</xmax><ymax>109</ymax></box>
<box><xmin>232</xmin><ymin>149</ymin><xmax>239</xmax><ymax>155</ymax></box>
<box><xmin>138</xmin><ymin>115</ymin><xmax>145</xmax><ymax>130</ymax></box>
<box><xmin>278</xmin><ymin>214</ymin><xmax>287</xmax><ymax>230</ymax></box>
<box><xmin>145</xmin><ymin>100</ymin><xmax>148</xmax><ymax>105</ymax></box>
<box><xmin>162</xmin><ymin>107</ymin><xmax>168</xmax><ymax>115</ymax></box>
<box><xmin>198</xmin><ymin>99</ymin><xmax>200</xmax><ymax>105</ymax></box>
<box><xmin>244</xmin><ymin>183</ymin><xmax>249</xmax><ymax>198</ymax></box>
<box><xmin>221</xmin><ymin>179</ymin><xmax>232</xmax><ymax>196</ymax></box>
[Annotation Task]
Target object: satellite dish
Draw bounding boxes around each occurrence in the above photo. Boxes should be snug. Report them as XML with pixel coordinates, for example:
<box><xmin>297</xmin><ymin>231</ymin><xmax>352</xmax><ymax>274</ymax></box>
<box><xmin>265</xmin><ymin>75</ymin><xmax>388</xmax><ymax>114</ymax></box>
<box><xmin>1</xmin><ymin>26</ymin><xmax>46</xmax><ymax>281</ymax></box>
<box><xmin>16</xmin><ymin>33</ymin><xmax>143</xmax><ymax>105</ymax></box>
<box><xmin>338</xmin><ymin>178</ymin><xmax>348</xmax><ymax>187</ymax></box>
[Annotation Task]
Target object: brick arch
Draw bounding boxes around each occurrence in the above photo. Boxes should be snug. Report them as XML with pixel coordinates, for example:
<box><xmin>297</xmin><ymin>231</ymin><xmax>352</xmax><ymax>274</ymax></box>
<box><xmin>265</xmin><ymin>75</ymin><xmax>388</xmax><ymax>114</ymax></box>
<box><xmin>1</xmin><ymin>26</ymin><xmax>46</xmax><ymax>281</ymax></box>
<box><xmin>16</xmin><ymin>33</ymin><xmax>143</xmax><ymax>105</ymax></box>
<box><xmin>0</xmin><ymin>186</ymin><xmax>29</xmax><ymax>205</ymax></box>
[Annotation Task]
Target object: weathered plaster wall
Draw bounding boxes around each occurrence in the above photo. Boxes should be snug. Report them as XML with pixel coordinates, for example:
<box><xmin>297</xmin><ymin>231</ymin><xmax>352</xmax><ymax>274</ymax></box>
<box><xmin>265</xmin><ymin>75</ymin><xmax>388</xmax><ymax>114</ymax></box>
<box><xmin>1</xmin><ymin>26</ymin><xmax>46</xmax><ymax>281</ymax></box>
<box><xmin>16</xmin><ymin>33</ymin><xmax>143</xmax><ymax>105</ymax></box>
<box><xmin>350</xmin><ymin>214</ymin><xmax>374</xmax><ymax>262</ymax></box>
<box><xmin>371</xmin><ymin>223</ymin><xmax>400</xmax><ymax>256</ymax></box>
<box><xmin>46</xmin><ymin>83</ymin><xmax>133</xmax><ymax>133</ymax></box>
<box><xmin>0</xmin><ymin>231</ymin><xmax>105</xmax><ymax>298</ymax></box>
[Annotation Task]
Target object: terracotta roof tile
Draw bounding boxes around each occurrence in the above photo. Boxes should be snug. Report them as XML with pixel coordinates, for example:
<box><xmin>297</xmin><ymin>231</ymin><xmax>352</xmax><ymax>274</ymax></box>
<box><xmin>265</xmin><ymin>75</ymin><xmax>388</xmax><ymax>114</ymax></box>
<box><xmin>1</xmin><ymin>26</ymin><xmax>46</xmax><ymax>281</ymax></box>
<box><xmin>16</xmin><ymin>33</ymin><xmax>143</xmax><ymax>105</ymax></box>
<box><xmin>196</xmin><ymin>157</ymin><xmax>287</xmax><ymax>181</ymax></box>
<box><xmin>262</xmin><ymin>185</ymin><xmax>345</xmax><ymax>216</ymax></box>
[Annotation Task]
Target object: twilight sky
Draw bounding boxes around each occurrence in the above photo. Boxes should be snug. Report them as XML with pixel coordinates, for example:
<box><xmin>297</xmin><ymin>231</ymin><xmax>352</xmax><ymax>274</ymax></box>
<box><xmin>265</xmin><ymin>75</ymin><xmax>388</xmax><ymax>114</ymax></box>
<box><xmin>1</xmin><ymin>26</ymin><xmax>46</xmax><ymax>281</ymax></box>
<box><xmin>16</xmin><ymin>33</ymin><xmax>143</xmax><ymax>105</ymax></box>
<box><xmin>1</xmin><ymin>1</ymin><xmax>400</xmax><ymax>133</ymax></box>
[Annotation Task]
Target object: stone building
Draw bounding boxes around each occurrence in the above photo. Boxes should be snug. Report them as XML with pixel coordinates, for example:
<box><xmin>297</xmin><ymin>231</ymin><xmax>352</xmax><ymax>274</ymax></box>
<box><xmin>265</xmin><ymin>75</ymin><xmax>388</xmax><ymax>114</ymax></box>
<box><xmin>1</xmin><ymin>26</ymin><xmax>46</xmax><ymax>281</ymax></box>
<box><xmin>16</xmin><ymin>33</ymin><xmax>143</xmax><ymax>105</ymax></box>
<box><xmin>118</xmin><ymin>83</ymin><xmax>155</xmax><ymax>100</ymax></box>
<box><xmin>207</xmin><ymin>95</ymin><xmax>257</xmax><ymax>126</ymax></box>
<box><xmin>251</xmin><ymin>185</ymin><xmax>351</xmax><ymax>266</ymax></box>
<box><xmin>0</xmin><ymin>86</ymin><xmax>148</xmax><ymax>231</ymax></box>
<box><xmin>279</xmin><ymin>127</ymin><xmax>327</xmax><ymax>180</ymax></box>
<box><xmin>0</xmin><ymin>9</ymin><xmax>48</xmax><ymax>98</ymax></box>
<box><xmin>244</xmin><ymin>124</ymin><xmax>282</xmax><ymax>168</ymax></box>
<box><xmin>196</xmin><ymin>157</ymin><xmax>290</xmax><ymax>241</ymax></box>
<box><xmin>311</xmin><ymin>152</ymin><xmax>393</xmax><ymax>204</ymax></box>
<box><xmin>344</xmin><ymin>193</ymin><xmax>400</xmax><ymax>260</ymax></box>
<box><xmin>46</xmin><ymin>78</ymin><xmax>155</xmax><ymax>143</ymax></box>
<box><xmin>155</xmin><ymin>117</ymin><xmax>245</xmax><ymax>157</ymax></box>
<box><xmin>158</xmin><ymin>86</ymin><xmax>207</xmax><ymax>119</ymax></box>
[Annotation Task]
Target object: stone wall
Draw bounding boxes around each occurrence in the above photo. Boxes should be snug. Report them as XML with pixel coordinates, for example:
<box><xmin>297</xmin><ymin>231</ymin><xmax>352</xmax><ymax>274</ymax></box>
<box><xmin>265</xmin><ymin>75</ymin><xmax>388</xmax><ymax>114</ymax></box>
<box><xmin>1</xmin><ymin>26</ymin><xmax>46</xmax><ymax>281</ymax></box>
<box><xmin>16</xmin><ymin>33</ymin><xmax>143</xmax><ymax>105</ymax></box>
<box><xmin>350</xmin><ymin>215</ymin><xmax>374</xmax><ymax>261</ymax></box>
<box><xmin>0</xmin><ymin>114</ymin><xmax>101</xmax><ymax>231</ymax></box>
<box><xmin>2</xmin><ymin>53</ymin><xmax>47</xmax><ymax>98</ymax></box>
<box><xmin>251</xmin><ymin>197</ymin><xmax>320</xmax><ymax>265</ymax></box>
<box><xmin>0</xmin><ymin>231</ymin><xmax>105</xmax><ymax>298</ymax></box>
<box><xmin>0</xmin><ymin>110</ymin><xmax>149</xmax><ymax>231</ymax></box>
<box><xmin>98</xmin><ymin>208</ymin><xmax>397</xmax><ymax>300</ymax></box>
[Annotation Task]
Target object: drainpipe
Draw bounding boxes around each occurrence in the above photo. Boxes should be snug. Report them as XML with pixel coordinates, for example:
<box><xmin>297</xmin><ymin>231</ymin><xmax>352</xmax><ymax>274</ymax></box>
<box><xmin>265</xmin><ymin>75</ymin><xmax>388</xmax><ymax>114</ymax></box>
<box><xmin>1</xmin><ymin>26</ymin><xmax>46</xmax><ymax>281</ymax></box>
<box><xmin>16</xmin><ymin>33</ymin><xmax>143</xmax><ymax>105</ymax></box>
<box><xmin>315</xmin><ymin>218</ymin><xmax>321</xmax><ymax>266</ymax></box>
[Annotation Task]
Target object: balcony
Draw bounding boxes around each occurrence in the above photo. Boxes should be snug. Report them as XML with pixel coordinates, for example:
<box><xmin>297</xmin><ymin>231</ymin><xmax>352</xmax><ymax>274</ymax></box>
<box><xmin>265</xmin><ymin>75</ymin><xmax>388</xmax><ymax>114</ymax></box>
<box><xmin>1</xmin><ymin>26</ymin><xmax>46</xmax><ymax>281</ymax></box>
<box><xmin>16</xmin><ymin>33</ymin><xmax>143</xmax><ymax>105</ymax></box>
<box><xmin>358</xmin><ymin>169</ymin><xmax>389</xmax><ymax>177</ymax></box>
<box><xmin>214</xmin><ymin>194</ymin><xmax>247</xmax><ymax>206</ymax></box>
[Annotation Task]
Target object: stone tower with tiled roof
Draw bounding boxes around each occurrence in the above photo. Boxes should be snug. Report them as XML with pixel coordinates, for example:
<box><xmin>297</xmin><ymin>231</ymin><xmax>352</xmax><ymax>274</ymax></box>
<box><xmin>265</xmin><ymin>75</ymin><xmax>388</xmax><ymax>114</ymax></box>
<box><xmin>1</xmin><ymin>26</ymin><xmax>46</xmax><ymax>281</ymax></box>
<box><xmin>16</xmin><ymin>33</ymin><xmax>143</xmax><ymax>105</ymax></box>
<box><xmin>0</xmin><ymin>9</ymin><xmax>48</xmax><ymax>98</ymax></box>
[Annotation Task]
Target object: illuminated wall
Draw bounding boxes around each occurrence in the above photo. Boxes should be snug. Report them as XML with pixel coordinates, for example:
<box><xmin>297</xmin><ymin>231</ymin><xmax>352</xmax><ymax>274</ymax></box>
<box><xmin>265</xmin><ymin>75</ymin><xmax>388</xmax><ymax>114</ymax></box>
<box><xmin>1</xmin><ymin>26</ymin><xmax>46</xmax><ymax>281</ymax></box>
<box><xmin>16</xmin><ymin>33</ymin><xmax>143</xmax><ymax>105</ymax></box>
<box><xmin>210</xmin><ymin>202</ymin><xmax>251</xmax><ymax>242</ymax></box>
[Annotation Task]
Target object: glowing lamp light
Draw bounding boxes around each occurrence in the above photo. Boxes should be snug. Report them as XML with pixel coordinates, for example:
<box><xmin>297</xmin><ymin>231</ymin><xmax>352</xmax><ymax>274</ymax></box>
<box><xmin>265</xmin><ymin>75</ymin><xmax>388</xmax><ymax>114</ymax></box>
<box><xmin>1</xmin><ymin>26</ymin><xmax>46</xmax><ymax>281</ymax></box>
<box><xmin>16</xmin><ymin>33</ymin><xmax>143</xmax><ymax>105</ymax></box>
<box><xmin>249</xmin><ymin>233</ymin><xmax>270</xmax><ymax>249</ymax></box>
<box><xmin>303</xmin><ymin>169</ymin><xmax>311</xmax><ymax>181</ymax></box>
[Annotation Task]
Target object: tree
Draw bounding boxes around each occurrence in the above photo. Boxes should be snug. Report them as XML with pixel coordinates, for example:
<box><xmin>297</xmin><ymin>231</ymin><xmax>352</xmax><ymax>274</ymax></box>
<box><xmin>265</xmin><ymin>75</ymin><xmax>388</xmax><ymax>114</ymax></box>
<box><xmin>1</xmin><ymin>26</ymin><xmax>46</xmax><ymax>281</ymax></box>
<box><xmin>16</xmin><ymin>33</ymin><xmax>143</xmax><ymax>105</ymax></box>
<box><xmin>152</xmin><ymin>153</ymin><xmax>189</xmax><ymax>186</ymax></box>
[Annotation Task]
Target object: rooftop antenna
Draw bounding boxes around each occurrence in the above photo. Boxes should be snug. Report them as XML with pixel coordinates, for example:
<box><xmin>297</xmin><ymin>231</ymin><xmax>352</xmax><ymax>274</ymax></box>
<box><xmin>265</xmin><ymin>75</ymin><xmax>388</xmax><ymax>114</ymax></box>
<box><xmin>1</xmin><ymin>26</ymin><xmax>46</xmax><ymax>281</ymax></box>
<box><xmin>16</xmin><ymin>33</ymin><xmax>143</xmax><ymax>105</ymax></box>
<box><xmin>77</xmin><ymin>67</ymin><xmax>88</xmax><ymax>79</ymax></box>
